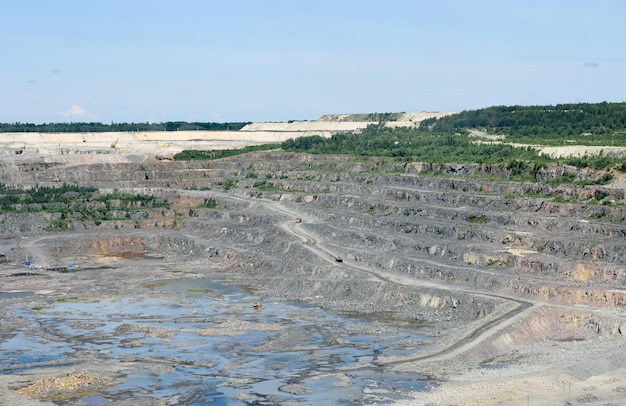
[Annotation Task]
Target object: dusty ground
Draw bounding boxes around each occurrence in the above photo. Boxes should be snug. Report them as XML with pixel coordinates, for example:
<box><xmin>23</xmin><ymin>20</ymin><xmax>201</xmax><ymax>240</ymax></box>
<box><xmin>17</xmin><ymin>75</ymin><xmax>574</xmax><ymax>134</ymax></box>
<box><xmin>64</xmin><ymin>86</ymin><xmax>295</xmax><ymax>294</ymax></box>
<box><xmin>1</xmin><ymin>124</ymin><xmax>626</xmax><ymax>405</ymax></box>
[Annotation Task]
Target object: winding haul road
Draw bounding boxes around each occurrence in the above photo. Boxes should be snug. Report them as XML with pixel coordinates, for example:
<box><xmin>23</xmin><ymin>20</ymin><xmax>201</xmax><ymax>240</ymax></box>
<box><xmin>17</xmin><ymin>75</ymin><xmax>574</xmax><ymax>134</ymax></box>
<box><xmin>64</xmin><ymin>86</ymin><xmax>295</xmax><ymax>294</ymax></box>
<box><xmin>213</xmin><ymin>191</ymin><xmax>537</xmax><ymax>368</ymax></box>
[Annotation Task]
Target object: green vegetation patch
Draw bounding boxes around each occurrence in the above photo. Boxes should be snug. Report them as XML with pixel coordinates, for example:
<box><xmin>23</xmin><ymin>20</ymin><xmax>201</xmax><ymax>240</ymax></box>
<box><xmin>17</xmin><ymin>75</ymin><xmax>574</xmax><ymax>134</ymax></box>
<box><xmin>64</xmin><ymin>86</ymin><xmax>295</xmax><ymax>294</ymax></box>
<box><xmin>0</xmin><ymin>183</ymin><xmax>171</xmax><ymax>230</ymax></box>
<box><xmin>467</xmin><ymin>215</ymin><xmax>488</xmax><ymax>224</ymax></box>
<box><xmin>281</xmin><ymin>128</ymin><xmax>543</xmax><ymax>165</ymax></box>
<box><xmin>56</xmin><ymin>297</ymin><xmax>79</xmax><ymax>302</ymax></box>
<box><xmin>173</xmin><ymin>144</ymin><xmax>280</xmax><ymax>161</ymax></box>
<box><xmin>421</xmin><ymin>102</ymin><xmax>626</xmax><ymax>145</ymax></box>
<box><xmin>198</xmin><ymin>198</ymin><xmax>219</xmax><ymax>209</ymax></box>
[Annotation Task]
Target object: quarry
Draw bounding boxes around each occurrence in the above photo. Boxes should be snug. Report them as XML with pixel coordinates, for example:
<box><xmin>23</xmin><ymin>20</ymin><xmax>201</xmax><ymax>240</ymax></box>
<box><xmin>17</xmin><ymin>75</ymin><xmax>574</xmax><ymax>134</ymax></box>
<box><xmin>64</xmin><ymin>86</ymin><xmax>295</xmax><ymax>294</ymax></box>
<box><xmin>1</xmin><ymin>115</ymin><xmax>626</xmax><ymax>405</ymax></box>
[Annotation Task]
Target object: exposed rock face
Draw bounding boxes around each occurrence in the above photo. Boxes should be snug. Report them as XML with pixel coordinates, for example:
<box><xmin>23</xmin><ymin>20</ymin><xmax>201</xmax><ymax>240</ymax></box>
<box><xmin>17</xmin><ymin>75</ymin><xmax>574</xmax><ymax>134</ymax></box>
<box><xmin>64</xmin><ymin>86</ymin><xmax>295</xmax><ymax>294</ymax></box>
<box><xmin>2</xmin><ymin>150</ymin><xmax>625</xmax><ymax>319</ymax></box>
<box><xmin>465</xmin><ymin>305</ymin><xmax>625</xmax><ymax>363</ymax></box>
<box><xmin>3</xmin><ymin>145</ymin><xmax>626</xmax><ymax>405</ymax></box>
<box><xmin>1</xmin><ymin>153</ymin><xmax>625</xmax><ymax>362</ymax></box>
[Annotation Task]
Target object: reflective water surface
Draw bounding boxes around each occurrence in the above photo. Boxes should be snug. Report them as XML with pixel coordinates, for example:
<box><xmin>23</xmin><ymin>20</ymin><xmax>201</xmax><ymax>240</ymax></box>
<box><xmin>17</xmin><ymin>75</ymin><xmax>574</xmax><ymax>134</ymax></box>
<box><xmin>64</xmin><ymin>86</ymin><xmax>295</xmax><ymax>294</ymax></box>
<box><xmin>2</xmin><ymin>278</ymin><xmax>435</xmax><ymax>405</ymax></box>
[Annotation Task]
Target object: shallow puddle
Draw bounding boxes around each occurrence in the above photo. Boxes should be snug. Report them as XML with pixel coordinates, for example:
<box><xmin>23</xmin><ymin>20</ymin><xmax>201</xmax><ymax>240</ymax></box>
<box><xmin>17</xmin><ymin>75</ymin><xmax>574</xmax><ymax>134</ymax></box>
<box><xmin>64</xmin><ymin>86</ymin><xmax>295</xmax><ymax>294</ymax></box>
<box><xmin>0</xmin><ymin>291</ymin><xmax>34</xmax><ymax>300</ymax></box>
<box><xmin>2</xmin><ymin>278</ymin><xmax>435</xmax><ymax>404</ymax></box>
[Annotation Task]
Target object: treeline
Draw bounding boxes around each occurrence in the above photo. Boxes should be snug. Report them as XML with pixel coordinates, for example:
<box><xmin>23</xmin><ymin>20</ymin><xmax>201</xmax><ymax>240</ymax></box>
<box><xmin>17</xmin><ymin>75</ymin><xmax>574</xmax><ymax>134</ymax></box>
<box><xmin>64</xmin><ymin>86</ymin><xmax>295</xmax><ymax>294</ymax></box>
<box><xmin>281</xmin><ymin>125</ymin><xmax>543</xmax><ymax>164</ymax></box>
<box><xmin>0</xmin><ymin>121</ymin><xmax>250</xmax><ymax>133</ymax></box>
<box><xmin>421</xmin><ymin>102</ymin><xmax>626</xmax><ymax>144</ymax></box>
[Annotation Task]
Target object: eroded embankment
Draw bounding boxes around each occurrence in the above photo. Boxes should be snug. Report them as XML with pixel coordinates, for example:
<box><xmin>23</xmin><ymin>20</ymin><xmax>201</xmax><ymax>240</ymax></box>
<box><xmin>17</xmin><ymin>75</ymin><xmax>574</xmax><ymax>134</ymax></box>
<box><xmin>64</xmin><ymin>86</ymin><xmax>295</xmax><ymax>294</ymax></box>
<box><xmin>465</xmin><ymin>305</ymin><xmax>626</xmax><ymax>363</ymax></box>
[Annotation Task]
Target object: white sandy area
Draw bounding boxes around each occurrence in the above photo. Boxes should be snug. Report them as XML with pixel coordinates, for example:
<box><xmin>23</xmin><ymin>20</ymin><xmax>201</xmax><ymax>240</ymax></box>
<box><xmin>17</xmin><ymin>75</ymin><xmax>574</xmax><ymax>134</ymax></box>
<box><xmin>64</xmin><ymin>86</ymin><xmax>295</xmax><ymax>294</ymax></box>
<box><xmin>388</xmin><ymin>335</ymin><xmax>626</xmax><ymax>406</ymax></box>
<box><xmin>539</xmin><ymin>145</ymin><xmax>626</xmax><ymax>158</ymax></box>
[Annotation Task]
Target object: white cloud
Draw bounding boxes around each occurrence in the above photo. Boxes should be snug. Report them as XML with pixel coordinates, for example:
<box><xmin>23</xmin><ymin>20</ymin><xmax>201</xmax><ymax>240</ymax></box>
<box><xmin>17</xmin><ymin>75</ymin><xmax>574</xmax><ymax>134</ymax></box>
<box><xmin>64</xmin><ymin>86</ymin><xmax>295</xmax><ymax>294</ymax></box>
<box><xmin>68</xmin><ymin>105</ymin><xmax>85</xmax><ymax>116</ymax></box>
<box><xmin>58</xmin><ymin>105</ymin><xmax>98</xmax><ymax>121</ymax></box>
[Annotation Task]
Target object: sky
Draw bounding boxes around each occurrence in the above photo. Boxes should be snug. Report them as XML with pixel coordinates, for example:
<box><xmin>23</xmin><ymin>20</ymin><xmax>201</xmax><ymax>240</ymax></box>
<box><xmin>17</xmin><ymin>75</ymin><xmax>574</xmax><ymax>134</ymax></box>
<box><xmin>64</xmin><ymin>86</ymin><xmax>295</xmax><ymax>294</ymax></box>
<box><xmin>1</xmin><ymin>0</ymin><xmax>625</xmax><ymax>124</ymax></box>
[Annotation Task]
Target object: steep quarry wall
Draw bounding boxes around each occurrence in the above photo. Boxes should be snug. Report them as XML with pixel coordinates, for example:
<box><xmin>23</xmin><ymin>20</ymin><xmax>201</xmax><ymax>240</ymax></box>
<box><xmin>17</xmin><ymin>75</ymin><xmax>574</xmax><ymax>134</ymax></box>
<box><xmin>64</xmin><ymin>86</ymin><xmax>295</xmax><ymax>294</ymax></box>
<box><xmin>2</xmin><ymin>151</ymin><xmax>625</xmax><ymax>314</ymax></box>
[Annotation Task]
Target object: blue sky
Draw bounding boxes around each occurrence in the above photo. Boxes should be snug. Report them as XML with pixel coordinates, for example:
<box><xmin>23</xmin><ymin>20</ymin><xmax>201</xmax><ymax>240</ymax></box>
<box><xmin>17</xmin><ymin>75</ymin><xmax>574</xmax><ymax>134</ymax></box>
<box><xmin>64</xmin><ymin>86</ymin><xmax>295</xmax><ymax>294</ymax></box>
<box><xmin>1</xmin><ymin>1</ymin><xmax>625</xmax><ymax>123</ymax></box>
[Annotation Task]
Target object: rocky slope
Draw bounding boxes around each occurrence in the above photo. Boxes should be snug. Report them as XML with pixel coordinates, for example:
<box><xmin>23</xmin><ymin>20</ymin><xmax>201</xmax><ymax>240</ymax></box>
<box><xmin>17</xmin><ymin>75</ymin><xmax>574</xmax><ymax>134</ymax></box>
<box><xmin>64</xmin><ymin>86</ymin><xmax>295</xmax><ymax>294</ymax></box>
<box><xmin>2</xmin><ymin>147</ymin><xmax>626</xmax><ymax>405</ymax></box>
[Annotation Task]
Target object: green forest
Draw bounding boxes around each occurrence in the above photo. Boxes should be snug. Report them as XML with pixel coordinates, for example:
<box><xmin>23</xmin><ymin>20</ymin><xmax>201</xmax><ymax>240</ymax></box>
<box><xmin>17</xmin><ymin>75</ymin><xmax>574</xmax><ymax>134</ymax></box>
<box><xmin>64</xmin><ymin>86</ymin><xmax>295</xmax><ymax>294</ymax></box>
<box><xmin>280</xmin><ymin>126</ymin><xmax>538</xmax><ymax>162</ymax></box>
<box><xmin>421</xmin><ymin>102</ymin><xmax>626</xmax><ymax>145</ymax></box>
<box><xmin>163</xmin><ymin>102</ymin><xmax>626</xmax><ymax>176</ymax></box>
<box><xmin>277</xmin><ymin>102</ymin><xmax>626</xmax><ymax>175</ymax></box>
<box><xmin>279</xmin><ymin>124</ymin><xmax>626</xmax><ymax>171</ymax></box>
<box><xmin>0</xmin><ymin>121</ymin><xmax>250</xmax><ymax>133</ymax></box>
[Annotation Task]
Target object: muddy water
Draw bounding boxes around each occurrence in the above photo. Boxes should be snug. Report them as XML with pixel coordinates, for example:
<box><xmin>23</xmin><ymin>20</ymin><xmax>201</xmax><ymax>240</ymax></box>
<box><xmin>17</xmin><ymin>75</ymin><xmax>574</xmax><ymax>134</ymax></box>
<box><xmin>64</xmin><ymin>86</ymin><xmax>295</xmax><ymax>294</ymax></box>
<box><xmin>2</xmin><ymin>279</ymin><xmax>434</xmax><ymax>405</ymax></box>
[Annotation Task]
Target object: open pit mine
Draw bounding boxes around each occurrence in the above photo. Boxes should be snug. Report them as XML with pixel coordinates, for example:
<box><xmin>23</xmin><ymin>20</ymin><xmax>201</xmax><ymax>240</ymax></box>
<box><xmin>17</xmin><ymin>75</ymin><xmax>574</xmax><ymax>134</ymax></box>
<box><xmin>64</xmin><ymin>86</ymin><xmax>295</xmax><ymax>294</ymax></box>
<box><xmin>1</xmin><ymin>115</ymin><xmax>626</xmax><ymax>405</ymax></box>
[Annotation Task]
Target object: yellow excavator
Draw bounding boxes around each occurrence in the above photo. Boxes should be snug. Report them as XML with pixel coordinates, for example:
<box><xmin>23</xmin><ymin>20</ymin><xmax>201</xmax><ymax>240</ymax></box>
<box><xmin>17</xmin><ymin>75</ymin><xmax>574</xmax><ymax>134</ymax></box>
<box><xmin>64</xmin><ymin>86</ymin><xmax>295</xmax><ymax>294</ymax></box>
<box><xmin>111</xmin><ymin>138</ymin><xmax>119</xmax><ymax>148</ymax></box>
<box><xmin>253</xmin><ymin>298</ymin><xmax>263</xmax><ymax>309</ymax></box>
